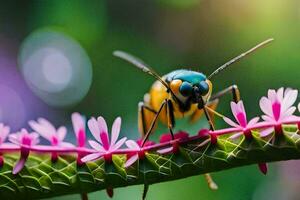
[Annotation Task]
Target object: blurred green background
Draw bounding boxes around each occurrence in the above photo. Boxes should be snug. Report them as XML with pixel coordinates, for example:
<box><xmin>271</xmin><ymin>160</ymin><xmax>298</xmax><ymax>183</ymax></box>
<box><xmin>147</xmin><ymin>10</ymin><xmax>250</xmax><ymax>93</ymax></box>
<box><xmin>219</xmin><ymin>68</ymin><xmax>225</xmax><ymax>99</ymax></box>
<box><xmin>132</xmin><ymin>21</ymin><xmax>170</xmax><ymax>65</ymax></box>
<box><xmin>1</xmin><ymin>0</ymin><xmax>300</xmax><ymax>199</ymax></box>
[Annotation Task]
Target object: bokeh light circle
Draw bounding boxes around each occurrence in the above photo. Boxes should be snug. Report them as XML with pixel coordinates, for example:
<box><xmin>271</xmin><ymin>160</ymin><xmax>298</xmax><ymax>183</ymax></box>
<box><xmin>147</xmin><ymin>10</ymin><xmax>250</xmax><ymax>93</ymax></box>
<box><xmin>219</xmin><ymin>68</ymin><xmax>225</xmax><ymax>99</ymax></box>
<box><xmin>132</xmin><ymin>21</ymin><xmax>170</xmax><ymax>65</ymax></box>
<box><xmin>19</xmin><ymin>29</ymin><xmax>93</xmax><ymax>107</ymax></box>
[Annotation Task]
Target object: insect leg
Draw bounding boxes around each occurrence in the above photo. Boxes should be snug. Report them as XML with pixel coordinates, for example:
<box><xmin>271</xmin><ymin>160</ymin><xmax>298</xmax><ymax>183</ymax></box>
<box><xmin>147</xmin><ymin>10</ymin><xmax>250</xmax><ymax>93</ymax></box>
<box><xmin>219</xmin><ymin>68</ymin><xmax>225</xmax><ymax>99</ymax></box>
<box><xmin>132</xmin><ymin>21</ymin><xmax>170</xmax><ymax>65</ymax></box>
<box><xmin>190</xmin><ymin>99</ymin><xmax>219</xmax><ymax>124</ymax></box>
<box><xmin>202</xmin><ymin>103</ymin><xmax>216</xmax><ymax>131</ymax></box>
<box><xmin>142</xmin><ymin>184</ymin><xmax>149</xmax><ymax>200</ymax></box>
<box><xmin>166</xmin><ymin>99</ymin><xmax>175</xmax><ymax>139</ymax></box>
<box><xmin>200</xmin><ymin>85</ymin><xmax>241</xmax><ymax>190</ymax></box>
<box><xmin>204</xmin><ymin>173</ymin><xmax>218</xmax><ymax>190</ymax></box>
<box><xmin>81</xmin><ymin>193</ymin><xmax>88</xmax><ymax>200</ymax></box>
<box><xmin>138</xmin><ymin>102</ymin><xmax>157</xmax><ymax>137</ymax></box>
<box><xmin>142</xmin><ymin>100</ymin><xmax>167</xmax><ymax>146</ymax></box>
<box><xmin>210</xmin><ymin>84</ymin><xmax>240</xmax><ymax>103</ymax></box>
<box><xmin>200</xmin><ymin>99</ymin><xmax>219</xmax><ymax>190</ymax></box>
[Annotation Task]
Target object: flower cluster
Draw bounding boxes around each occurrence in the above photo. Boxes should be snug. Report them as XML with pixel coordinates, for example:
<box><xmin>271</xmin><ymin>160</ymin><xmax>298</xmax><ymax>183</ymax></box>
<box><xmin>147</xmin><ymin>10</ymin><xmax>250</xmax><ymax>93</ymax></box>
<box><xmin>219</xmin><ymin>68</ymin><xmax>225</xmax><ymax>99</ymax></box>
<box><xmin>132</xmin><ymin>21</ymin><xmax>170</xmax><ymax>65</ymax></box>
<box><xmin>81</xmin><ymin>116</ymin><xmax>127</xmax><ymax>163</ymax></box>
<box><xmin>0</xmin><ymin>113</ymin><xmax>87</xmax><ymax>173</ymax></box>
<box><xmin>221</xmin><ymin>88</ymin><xmax>299</xmax><ymax>175</ymax></box>
<box><xmin>223</xmin><ymin>88</ymin><xmax>300</xmax><ymax>138</ymax></box>
<box><xmin>0</xmin><ymin>87</ymin><xmax>299</xmax><ymax>176</ymax></box>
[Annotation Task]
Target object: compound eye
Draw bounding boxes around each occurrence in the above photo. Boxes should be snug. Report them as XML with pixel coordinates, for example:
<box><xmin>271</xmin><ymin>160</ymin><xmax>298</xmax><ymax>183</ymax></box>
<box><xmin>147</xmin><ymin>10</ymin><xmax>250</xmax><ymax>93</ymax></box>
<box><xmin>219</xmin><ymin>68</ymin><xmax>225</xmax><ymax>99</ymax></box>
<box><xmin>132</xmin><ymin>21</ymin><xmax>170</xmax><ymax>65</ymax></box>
<box><xmin>198</xmin><ymin>81</ymin><xmax>209</xmax><ymax>95</ymax></box>
<box><xmin>179</xmin><ymin>82</ymin><xmax>193</xmax><ymax>97</ymax></box>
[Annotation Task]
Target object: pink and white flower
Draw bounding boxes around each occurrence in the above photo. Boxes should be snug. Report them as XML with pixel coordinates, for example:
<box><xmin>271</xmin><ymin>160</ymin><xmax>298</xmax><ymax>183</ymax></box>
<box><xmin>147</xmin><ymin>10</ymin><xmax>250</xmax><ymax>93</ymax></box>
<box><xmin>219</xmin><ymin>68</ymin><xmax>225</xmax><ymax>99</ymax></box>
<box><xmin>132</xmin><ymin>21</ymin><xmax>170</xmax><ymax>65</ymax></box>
<box><xmin>9</xmin><ymin>129</ymin><xmax>39</xmax><ymax>174</ymax></box>
<box><xmin>259</xmin><ymin>88</ymin><xmax>299</xmax><ymax>136</ymax></box>
<box><xmin>81</xmin><ymin>116</ymin><xmax>127</xmax><ymax>163</ymax></box>
<box><xmin>223</xmin><ymin>101</ymin><xmax>260</xmax><ymax>139</ymax></box>
<box><xmin>223</xmin><ymin>100</ymin><xmax>269</xmax><ymax>174</ymax></box>
<box><xmin>9</xmin><ymin>129</ymin><xmax>40</xmax><ymax>147</ymax></box>
<box><xmin>71</xmin><ymin>113</ymin><xmax>86</xmax><ymax>148</ymax></box>
<box><xmin>29</xmin><ymin>118</ymin><xmax>73</xmax><ymax>147</ymax></box>
<box><xmin>71</xmin><ymin>112</ymin><xmax>86</xmax><ymax>165</ymax></box>
<box><xmin>29</xmin><ymin>118</ymin><xmax>73</xmax><ymax>161</ymax></box>
<box><xmin>124</xmin><ymin>139</ymin><xmax>155</xmax><ymax>168</ymax></box>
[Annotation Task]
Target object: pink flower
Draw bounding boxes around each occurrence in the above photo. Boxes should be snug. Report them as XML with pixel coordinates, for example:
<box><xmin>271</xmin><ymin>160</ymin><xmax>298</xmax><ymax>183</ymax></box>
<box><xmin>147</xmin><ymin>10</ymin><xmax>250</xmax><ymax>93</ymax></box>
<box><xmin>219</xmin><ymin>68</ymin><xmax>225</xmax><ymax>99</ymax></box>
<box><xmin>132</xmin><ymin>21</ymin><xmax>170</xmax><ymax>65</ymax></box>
<box><xmin>157</xmin><ymin>132</ymin><xmax>189</xmax><ymax>154</ymax></box>
<box><xmin>81</xmin><ymin>116</ymin><xmax>127</xmax><ymax>163</ymax></box>
<box><xmin>9</xmin><ymin>129</ymin><xmax>40</xmax><ymax>147</ymax></box>
<box><xmin>71</xmin><ymin>113</ymin><xmax>86</xmax><ymax>148</ymax></box>
<box><xmin>259</xmin><ymin>88</ymin><xmax>299</xmax><ymax>136</ymax></box>
<box><xmin>29</xmin><ymin>118</ymin><xmax>73</xmax><ymax>147</ymax></box>
<box><xmin>29</xmin><ymin>118</ymin><xmax>73</xmax><ymax>161</ymax></box>
<box><xmin>124</xmin><ymin>139</ymin><xmax>155</xmax><ymax>168</ymax></box>
<box><xmin>9</xmin><ymin>129</ymin><xmax>39</xmax><ymax>174</ymax></box>
<box><xmin>223</xmin><ymin>101</ymin><xmax>259</xmax><ymax>139</ymax></box>
<box><xmin>71</xmin><ymin>112</ymin><xmax>86</xmax><ymax>165</ymax></box>
<box><xmin>223</xmin><ymin>101</ymin><xmax>269</xmax><ymax>174</ymax></box>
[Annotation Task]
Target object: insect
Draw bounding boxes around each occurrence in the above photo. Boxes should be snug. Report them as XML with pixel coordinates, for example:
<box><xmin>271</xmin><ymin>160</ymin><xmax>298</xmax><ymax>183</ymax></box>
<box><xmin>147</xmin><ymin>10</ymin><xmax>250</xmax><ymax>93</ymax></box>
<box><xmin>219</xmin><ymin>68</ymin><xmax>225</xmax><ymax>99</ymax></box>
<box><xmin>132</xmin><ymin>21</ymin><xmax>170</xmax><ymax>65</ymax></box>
<box><xmin>113</xmin><ymin>38</ymin><xmax>273</xmax><ymax>191</ymax></box>
<box><xmin>113</xmin><ymin>38</ymin><xmax>273</xmax><ymax>143</ymax></box>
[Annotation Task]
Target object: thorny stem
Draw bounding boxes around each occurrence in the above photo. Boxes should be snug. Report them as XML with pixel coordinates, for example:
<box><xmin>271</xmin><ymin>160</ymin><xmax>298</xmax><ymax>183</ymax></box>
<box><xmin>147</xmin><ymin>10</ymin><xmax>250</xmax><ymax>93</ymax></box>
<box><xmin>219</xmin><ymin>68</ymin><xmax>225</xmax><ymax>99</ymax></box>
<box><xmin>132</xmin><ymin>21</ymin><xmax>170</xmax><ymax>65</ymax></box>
<box><xmin>0</xmin><ymin>120</ymin><xmax>300</xmax><ymax>199</ymax></box>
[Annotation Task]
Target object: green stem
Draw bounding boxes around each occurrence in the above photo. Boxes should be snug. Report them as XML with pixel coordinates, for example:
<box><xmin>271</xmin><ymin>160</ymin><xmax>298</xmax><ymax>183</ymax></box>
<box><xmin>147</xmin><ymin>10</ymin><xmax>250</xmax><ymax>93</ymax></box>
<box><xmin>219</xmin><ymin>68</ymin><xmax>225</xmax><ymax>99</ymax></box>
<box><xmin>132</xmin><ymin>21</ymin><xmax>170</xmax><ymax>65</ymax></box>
<box><xmin>1</xmin><ymin>125</ymin><xmax>300</xmax><ymax>199</ymax></box>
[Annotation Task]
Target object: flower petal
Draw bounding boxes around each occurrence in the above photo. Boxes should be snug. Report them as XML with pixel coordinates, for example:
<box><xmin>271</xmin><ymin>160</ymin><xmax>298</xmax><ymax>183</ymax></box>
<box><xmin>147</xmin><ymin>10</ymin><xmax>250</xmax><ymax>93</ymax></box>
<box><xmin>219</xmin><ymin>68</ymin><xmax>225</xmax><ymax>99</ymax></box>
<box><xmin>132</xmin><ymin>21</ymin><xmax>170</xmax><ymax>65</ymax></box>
<box><xmin>97</xmin><ymin>116</ymin><xmax>108</xmax><ymax>136</ymax></box>
<box><xmin>88</xmin><ymin>140</ymin><xmax>105</xmax><ymax>152</ymax></box>
<box><xmin>28</xmin><ymin>120</ymin><xmax>53</xmax><ymax>141</ymax></box>
<box><xmin>238</xmin><ymin>101</ymin><xmax>246</xmax><ymax>115</ymax></box>
<box><xmin>282</xmin><ymin>89</ymin><xmax>298</xmax><ymax>112</ymax></box>
<box><xmin>110</xmin><ymin>137</ymin><xmax>127</xmax><ymax>151</ymax></box>
<box><xmin>81</xmin><ymin>153</ymin><xmax>104</xmax><ymax>163</ymax></box>
<box><xmin>281</xmin><ymin>106</ymin><xmax>296</xmax><ymax>119</ymax></box>
<box><xmin>71</xmin><ymin>112</ymin><xmax>85</xmax><ymax>136</ymax></box>
<box><xmin>248</xmin><ymin>117</ymin><xmax>260</xmax><ymax>127</ymax></box>
<box><xmin>77</xmin><ymin>129</ymin><xmax>86</xmax><ymax>147</ymax></box>
<box><xmin>261</xmin><ymin>115</ymin><xmax>275</xmax><ymax>123</ymax></box>
<box><xmin>230</xmin><ymin>102</ymin><xmax>239</xmax><ymax>117</ymax></box>
<box><xmin>125</xmin><ymin>140</ymin><xmax>140</xmax><ymax>150</ymax></box>
<box><xmin>125</xmin><ymin>154</ymin><xmax>139</xmax><ymax>168</ymax></box>
<box><xmin>30</xmin><ymin>132</ymin><xmax>40</xmax><ymax>145</ymax></box>
<box><xmin>60</xmin><ymin>142</ymin><xmax>75</xmax><ymax>148</ymax></box>
<box><xmin>57</xmin><ymin>126</ymin><xmax>67</xmax><ymax>141</ymax></box>
<box><xmin>8</xmin><ymin>134</ymin><xmax>19</xmax><ymax>145</ymax></box>
<box><xmin>13</xmin><ymin>156</ymin><xmax>27</xmax><ymax>174</ymax></box>
<box><xmin>38</xmin><ymin>118</ymin><xmax>56</xmax><ymax>132</ymax></box>
<box><xmin>259</xmin><ymin>97</ymin><xmax>273</xmax><ymax>116</ymax></box>
<box><xmin>276</xmin><ymin>87</ymin><xmax>284</xmax><ymax>102</ymax></box>
<box><xmin>228</xmin><ymin>132</ymin><xmax>243</xmax><ymax>140</ymax></box>
<box><xmin>260</xmin><ymin>127</ymin><xmax>274</xmax><ymax>137</ymax></box>
<box><xmin>111</xmin><ymin>117</ymin><xmax>121</xmax><ymax>146</ymax></box>
<box><xmin>281</xmin><ymin>115</ymin><xmax>300</xmax><ymax>123</ymax></box>
<box><xmin>100</xmin><ymin>132</ymin><xmax>110</xmax><ymax>150</ymax></box>
<box><xmin>157</xmin><ymin>147</ymin><xmax>173</xmax><ymax>154</ymax></box>
<box><xmin>223</xmin><ymin>117</ymin><xmax>239</xmax><ymax>128</ymax></box>
<box><xmin>236</xmin><ymin>112</ymin><xmax>247</xmax><ymax>128</ymax></box>
<box><xmin>268</xmin><ymin>89</ymin><xmax>277</xmax><ymax>103</ymax></box>
<box><xmin>0</xmin><ymin>125</ymin><xmax>10</xmax><ymax>143</ymax></box>
<box><xmin>88</xmin><ymin>117</ymin><xmax>101</xmax><ymax>142</ymax></box>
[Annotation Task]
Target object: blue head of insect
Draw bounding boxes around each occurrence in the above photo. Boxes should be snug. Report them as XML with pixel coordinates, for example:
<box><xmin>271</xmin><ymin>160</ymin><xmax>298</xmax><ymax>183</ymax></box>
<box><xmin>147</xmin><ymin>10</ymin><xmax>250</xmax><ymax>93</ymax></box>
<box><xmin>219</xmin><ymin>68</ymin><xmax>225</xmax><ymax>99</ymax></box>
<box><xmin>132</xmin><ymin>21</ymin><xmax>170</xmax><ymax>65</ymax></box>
<box><xmin>169</xmin><ymin>70</ymin><xmax>212</xmax><ymax>108</ymax></box>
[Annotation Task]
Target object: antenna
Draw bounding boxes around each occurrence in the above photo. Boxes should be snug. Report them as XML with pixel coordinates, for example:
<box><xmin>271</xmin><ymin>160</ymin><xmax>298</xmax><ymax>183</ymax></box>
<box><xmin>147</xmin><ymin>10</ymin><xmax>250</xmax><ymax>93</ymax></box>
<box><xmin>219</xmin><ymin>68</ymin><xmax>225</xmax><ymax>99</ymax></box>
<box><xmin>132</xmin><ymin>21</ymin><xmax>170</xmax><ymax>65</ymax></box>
<box><xmin>113</xmin><ymin>50</ymin><xmax>182</xmax><ymax>104</ymax></box>
<box><xmin>208</xmin><ymin>38</ymin><xmax>274</xmax><ymax>79</ymax></box>
<box><xmin>113</xmin><ymin>50</ymin><xmax>170</xmax><ymax>89</ymax></box>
